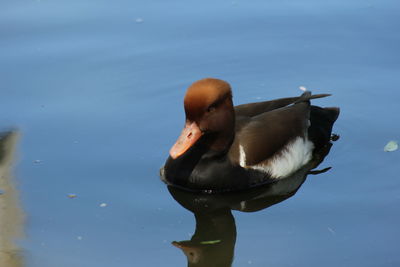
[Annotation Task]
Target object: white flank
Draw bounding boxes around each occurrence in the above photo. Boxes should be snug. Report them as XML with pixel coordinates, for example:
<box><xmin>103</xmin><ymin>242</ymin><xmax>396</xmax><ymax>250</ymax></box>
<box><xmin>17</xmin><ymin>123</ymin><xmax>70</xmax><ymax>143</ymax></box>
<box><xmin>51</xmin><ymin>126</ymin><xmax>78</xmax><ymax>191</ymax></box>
<box><xmin>239</xmin><ymin>145</ymin><xmax>246</xmax><ymax>167</ymax></box>
<box><xmin>247</xmin><ymin>137</ymin><xmax>314</xmax><ymax>179</ymax></box>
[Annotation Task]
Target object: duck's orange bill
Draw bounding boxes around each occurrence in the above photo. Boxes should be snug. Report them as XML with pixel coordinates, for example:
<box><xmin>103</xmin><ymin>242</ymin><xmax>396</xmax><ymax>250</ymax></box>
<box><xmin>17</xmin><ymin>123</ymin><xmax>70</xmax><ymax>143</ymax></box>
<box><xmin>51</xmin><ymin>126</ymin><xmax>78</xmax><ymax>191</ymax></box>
<box><xmin>169</xmin><ymin>121</ymin><xmax>202</xmax><ymax>159</ymax></box>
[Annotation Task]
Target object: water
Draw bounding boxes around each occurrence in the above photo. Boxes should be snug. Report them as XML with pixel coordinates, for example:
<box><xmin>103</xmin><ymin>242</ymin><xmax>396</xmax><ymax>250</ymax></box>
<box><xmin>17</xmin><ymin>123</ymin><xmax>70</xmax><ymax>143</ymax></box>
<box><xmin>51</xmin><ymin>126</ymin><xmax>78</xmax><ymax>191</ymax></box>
<box><xmin>1</xmin><ymin>0</ymin><xmax>400</xmax><ymax>266</ymax></box>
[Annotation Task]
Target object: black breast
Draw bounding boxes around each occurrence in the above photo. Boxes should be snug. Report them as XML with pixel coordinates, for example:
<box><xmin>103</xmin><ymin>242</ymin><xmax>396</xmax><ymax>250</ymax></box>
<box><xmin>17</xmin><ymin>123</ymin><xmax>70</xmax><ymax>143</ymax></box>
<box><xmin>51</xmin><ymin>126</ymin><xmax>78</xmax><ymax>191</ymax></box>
<box><xmin>162</xmin><ymin>142</ymin><xmax>274</xmax><ymax>193</ymax></box>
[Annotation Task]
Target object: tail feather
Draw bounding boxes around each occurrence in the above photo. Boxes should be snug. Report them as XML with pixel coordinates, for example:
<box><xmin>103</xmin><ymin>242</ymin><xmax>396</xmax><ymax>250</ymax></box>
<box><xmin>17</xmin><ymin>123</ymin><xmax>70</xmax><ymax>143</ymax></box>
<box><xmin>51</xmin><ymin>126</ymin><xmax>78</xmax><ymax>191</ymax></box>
<box><xmin>323</xmin><ymin>107</ymin><xmax>340</xmax><ymax>122</ymax></box>
<box><xmin>309</xmin><ymin>106</ymin><xmax>340</xmax><ymax>152</ymax></box>
<box><xmin>295</xmin><ymin>92</ymin><xmax>332</xmax><ymax>104</ymax></box>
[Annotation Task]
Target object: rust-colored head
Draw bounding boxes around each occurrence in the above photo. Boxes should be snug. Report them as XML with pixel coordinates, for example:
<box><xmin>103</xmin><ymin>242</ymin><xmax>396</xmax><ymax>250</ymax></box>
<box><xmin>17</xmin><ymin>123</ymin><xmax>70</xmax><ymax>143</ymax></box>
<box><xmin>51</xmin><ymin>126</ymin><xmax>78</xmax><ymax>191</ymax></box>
<box><xmin>184</xmin><ymin>78</ymin><xmax>232</xmax><ymax>121</ymax></box>
<box><xmin>169</xmin><ymin>78</ymin><xmax>235</xmax><ymax>159</ymax></box>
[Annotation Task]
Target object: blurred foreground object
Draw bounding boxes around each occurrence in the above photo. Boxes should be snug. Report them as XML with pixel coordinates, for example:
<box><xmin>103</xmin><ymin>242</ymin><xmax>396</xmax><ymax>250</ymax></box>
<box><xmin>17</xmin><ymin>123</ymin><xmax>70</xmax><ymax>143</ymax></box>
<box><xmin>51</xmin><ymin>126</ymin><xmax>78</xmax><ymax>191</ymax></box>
<box><xmin>0</xmin><ymin>131</ymin><xmax>24</xmax><ymax>267</ymax></box>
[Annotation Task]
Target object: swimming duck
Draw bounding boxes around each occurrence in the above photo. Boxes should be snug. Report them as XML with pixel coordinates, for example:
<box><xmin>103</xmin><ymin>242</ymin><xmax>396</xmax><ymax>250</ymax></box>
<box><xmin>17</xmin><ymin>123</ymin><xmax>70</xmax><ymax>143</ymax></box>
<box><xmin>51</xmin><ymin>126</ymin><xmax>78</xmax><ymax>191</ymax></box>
<box><xmin>161</xmin><ymin>78</ymin><xmax>339</xmax><ymax>192</ymax></box>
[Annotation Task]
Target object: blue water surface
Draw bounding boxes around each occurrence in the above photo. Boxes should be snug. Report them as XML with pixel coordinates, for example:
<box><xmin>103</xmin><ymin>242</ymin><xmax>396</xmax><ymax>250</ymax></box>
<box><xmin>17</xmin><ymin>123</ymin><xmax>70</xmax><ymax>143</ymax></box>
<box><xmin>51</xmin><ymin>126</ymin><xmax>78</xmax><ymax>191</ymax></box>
<box><xmin>1</xmin><ymin>0</ymin><xmax>400</xmax><ymax>266</ymax></box>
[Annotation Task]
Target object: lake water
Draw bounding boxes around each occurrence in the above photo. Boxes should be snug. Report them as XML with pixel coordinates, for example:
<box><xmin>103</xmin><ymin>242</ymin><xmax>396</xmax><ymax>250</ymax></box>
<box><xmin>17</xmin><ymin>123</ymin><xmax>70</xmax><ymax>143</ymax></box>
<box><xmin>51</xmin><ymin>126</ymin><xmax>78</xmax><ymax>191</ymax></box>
<box><xmin>1</xmin><ymin>0</ymin><xmax>400</xmax><ymax>266</ymax></box>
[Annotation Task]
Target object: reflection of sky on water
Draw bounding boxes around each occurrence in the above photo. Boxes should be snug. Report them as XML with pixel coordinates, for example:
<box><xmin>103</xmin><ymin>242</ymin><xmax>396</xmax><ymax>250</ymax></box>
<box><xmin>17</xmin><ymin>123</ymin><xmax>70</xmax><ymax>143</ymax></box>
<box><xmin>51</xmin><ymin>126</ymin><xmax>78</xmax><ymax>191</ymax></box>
<box><xmin>1</xmin><ymin>0</ymin><xmax>400</xmax><ymax>266</ymax></box>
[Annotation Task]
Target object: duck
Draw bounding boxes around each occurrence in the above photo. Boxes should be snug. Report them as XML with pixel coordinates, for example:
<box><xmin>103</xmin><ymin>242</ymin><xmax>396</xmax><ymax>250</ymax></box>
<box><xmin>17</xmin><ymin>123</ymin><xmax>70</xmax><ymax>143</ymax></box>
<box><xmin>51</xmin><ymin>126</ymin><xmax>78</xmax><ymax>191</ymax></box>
<box><xmin>161</xmin><ymin>78</ymin><xmax>339</xmax><ymax>193</ymax></box>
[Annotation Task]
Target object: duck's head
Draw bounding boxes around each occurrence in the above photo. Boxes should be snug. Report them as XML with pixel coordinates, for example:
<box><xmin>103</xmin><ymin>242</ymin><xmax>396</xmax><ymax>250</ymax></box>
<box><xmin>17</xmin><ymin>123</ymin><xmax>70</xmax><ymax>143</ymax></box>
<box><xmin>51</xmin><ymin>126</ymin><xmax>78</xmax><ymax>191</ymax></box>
<box><xmin>170</xmin><ymin>78</ymin><xmax>235</xmax><ymax>159</ymax></box>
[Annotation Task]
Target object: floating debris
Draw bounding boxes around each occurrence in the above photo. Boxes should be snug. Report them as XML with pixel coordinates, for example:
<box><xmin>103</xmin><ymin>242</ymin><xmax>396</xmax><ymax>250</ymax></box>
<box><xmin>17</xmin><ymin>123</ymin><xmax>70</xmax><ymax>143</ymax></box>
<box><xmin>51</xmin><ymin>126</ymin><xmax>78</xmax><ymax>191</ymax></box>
<box><xmin>327</xmin><ymin>227</ymin><xmax>336</xmax><ymax>235</ymax></box>
<box><xmin>67</xmin><ymin>194</ymin><xmax>77</xmax><ymax>199</ymax></box>
<box><xmin>384</xmin><ymin>140</ymin><xmax>398</xmax><ymax>152</ymax></box>
<box><xmin>99</xmin><ymin>203</ymin><xmax>107</xmax><ymax>208</ymax></box>
<box><xmin>77</xmin><ymin>236</ymin><xmax>83</xmax><ymax>240</ymax></box>
<box><xmin>200</xmin><ymin>240</ymin><xmax>221</xmax><ymax>245</ymax></box>
<box><xmin>135</xmin><ymin>18</ymin><xmax>144</xmax><ymax>23</ymax></box>
<box><xmin>33</xmin><ymin>159</ymin><xmax>42</xmax><ymax>164</ymax></box>
<box><xmin>299</xmin><ymin>86</ymin><xmax>307</xmax><ymax>92</ymax></box>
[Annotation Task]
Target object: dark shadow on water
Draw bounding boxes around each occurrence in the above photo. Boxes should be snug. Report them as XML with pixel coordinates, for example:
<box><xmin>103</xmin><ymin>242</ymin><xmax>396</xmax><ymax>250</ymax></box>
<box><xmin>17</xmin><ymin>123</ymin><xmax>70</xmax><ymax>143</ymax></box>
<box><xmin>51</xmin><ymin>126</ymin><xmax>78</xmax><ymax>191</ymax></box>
<box><xmin>167</xmin><ymin>142</ymin><xmax>334</xmax><ymax>267</ymax></box>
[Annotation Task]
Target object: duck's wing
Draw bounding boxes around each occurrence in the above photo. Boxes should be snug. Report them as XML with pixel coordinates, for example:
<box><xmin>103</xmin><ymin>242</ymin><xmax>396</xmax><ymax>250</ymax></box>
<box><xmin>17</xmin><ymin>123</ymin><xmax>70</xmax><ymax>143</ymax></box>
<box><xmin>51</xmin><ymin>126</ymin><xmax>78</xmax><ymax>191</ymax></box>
<box><xmin>229</xmin><ymin>95</ymin><xmax>317</xmax><ymax>180</ymax></box>
<box><xmin>234</xmin><ymin>93</ymin><xmax>330</xmax><ymax>118</ymax></box>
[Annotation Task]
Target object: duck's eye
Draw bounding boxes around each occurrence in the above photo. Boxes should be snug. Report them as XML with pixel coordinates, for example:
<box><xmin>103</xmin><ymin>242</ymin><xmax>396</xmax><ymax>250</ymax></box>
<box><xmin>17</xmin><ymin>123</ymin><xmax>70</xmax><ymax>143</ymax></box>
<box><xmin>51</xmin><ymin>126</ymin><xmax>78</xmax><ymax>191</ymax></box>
<box><xmin>207</xmin><ymin>106</ymin><xmax>216</xmax><ymax>113</ymax></box>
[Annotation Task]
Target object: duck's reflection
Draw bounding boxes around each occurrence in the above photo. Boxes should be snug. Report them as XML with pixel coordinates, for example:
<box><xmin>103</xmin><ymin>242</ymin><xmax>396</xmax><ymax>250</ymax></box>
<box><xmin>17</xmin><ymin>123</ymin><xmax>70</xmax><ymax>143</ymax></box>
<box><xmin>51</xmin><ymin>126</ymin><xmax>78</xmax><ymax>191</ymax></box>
<box><xmin>0</xmin><ymin>131</ymin><xmax>24</xmax><ymax>267</ymax></box>
<box><xmin>167</xmin><ymin>142</ymin><xmax>334</xmax><ymax>267</ymax></box>
<box><xmin>171</xmin><ymin>207</ymin><xmax>235</xmax><ymax>267</ymax></box>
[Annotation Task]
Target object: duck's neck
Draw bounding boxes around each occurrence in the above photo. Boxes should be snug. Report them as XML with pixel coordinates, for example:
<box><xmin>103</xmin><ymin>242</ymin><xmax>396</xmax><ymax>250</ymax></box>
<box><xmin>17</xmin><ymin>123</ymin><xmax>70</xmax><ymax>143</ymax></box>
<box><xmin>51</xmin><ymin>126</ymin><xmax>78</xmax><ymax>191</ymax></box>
<box><xmin>206</xmin><ymin>128</ymin><xmax>235</xmax><ymax>154</ymax></box>
<box><xmin>205</xmin><ymin>111</ymin><xmax>235</xmax><ymax>155</ymax></box>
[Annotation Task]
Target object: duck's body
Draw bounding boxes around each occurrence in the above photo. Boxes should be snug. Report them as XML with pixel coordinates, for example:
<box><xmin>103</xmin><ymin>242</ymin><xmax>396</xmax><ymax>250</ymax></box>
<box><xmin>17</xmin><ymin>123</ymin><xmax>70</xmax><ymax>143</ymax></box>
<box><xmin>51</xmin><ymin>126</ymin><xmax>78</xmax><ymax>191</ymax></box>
<box><xmin>161</xmin><ymin>78</ymin><xmax>339</xmax><ymax>193</ymax></box>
